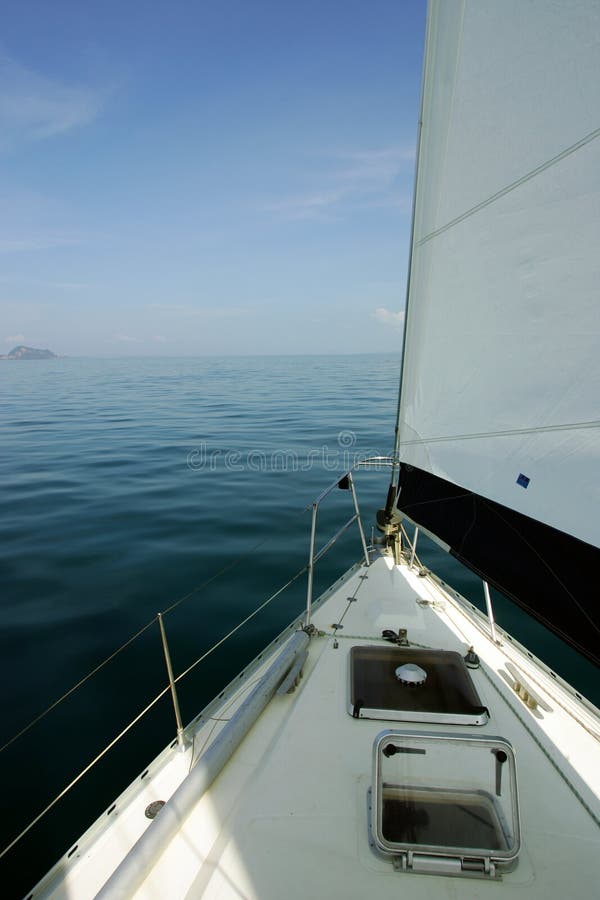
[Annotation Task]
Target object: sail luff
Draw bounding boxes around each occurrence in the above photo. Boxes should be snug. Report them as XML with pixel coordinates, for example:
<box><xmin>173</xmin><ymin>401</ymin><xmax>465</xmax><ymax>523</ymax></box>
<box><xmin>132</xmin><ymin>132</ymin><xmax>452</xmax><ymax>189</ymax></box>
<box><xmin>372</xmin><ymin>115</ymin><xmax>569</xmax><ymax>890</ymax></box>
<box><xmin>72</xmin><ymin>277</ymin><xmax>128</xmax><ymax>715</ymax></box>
<box><xmin>387</xmin><ymin>6</ymin><xmax>430</xmax><ymax>501</ymax></box>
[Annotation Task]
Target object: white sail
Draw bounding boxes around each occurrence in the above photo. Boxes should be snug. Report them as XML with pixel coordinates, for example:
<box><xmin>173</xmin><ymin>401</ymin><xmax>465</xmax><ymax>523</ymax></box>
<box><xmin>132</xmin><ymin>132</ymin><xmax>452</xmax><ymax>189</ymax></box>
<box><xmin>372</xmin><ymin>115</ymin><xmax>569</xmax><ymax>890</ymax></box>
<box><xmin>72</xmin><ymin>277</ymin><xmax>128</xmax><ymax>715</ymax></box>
<box><xmin>399</xmin><ymin>0</ymin><xmax>600</xmax><ymax>549</ymax></box>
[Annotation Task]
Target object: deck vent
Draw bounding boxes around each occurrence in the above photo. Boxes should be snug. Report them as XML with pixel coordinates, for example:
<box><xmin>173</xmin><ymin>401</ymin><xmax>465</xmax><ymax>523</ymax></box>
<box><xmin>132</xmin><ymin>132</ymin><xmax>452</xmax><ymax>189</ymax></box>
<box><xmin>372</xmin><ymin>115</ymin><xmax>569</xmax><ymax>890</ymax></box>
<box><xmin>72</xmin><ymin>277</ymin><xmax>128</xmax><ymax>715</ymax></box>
<box><xmin>395</xmin><ymin>663</ymin><xmax>427</xmax><ymax>686</ymax></box>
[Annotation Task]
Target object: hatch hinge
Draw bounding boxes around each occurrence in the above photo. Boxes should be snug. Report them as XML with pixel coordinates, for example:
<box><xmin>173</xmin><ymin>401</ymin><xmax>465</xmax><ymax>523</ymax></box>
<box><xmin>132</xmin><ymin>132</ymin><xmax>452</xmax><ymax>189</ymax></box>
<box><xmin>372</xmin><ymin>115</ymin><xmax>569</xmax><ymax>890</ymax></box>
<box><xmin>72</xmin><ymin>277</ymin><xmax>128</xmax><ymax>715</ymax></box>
<box><xmin>393</xmin><ymin>852</ymin><xmax>497</xmax><ymax>879</ymax></box>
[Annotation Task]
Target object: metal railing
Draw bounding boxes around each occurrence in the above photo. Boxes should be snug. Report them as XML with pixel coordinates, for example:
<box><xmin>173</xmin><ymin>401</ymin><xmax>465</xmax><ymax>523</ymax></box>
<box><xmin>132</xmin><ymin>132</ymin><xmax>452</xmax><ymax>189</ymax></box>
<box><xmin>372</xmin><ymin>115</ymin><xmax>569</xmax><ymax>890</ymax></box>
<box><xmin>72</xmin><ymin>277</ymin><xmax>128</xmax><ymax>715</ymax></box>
<box><xmin>400</xmin><ymin>520</ymin><xmax>501</xmax><ymax>646</ymax></box>
<box><xmin>0</xmin><ymin>456</ymin><xmax>392</xmax><ymax>863</ymax></box>
<box><xmin>304</xmin><ymin>457</ymin><xmax>394</xmax><ymax>627</ymax></box>
<box><xmin>0</xmin><ymin>558</ymin><xmax>313</xmax><ymax>863</ymax></box>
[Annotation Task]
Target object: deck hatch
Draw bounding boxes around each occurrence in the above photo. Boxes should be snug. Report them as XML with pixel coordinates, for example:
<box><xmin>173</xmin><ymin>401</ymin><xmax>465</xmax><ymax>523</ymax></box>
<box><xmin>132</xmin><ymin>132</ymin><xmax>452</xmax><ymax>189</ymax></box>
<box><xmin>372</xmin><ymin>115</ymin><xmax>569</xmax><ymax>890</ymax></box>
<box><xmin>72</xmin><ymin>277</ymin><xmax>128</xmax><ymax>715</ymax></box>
<box><xmin>372</xmin><ymin>730</ymin><xmax>520</xmax><ymax>877</ymax></box>
<box><xmin>349</xmin><ymin>646</ymin><xmax>488</xmax><ymax>725</ymax></box>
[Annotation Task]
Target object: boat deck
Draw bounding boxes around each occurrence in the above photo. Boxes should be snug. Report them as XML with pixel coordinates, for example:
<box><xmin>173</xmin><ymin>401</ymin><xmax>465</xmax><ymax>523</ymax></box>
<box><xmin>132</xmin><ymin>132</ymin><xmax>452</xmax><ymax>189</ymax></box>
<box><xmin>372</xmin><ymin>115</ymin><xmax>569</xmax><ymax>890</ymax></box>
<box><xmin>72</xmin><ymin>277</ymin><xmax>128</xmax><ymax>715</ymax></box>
<box><xmin>33</xmin><ymin>554</ymin><xmax>600</xmax><ymax>899</ymax></box>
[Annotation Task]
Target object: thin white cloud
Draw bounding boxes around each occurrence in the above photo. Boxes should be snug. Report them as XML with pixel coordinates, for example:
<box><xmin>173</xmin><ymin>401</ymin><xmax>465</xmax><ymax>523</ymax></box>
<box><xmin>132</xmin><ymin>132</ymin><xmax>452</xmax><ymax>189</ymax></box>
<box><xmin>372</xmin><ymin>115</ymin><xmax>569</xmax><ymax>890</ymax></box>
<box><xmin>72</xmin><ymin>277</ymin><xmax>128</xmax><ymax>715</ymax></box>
<box><xmin>0</xmin><ymin>53</ymin><xmax>104</xmax><ymax>150</ymax></box>
<box><xmin>265</xmin><ymin>145</ymin><xmax>414</xmax><ymax>221</ymax></box>
<box><xmin>112</xmin><ymin>332</ymin><xmax>140</xmax><ymax>343</ymax></box>
<box><xmin>264</xmin><ymin>189</ymin><xmax>345</xmax><ymax>221</ymax></box>
<box><xmin>363</xmin><ymin>191</ymin><xmax>412</xmax><ymax>214</ymax></box>
<box><xmin>373</xmin><ymin>307</ymin><xmax>405</xmax><ymax>330</ymax></box>
<box><xmin>5</xmin><ymin>333</ymin><xmax>25</xmax><ymax>344</ymax></box>
<box><xmin>152</xmin><ymin>335</ymin><xmax>167</xmax><ymax>343</ymax></box>
<box><xmin>333</xmin><ymin>145</ymin><xmax>415</xmax><ymax>187</ymax></box>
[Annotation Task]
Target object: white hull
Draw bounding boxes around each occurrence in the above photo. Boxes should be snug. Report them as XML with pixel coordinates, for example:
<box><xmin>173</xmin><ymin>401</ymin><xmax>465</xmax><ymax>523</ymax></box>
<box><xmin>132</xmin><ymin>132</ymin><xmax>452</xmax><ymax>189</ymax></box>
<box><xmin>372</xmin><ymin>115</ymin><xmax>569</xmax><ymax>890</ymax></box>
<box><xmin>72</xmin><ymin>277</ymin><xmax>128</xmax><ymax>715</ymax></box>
<box><xmin>31</xmin><ymin>550</ymin><xmax>600</xmax><ymax>899</ymax></box>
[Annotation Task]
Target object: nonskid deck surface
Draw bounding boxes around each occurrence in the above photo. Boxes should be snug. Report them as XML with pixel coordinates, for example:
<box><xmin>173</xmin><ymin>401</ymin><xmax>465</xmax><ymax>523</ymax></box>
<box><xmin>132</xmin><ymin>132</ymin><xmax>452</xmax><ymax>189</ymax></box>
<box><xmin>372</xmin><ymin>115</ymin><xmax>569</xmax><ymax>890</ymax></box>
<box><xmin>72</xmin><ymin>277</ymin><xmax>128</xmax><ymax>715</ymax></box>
<box><xmin>33</xmin><ymin>554</ymin><xmax>600</xmax><ymax>899</ymax></box>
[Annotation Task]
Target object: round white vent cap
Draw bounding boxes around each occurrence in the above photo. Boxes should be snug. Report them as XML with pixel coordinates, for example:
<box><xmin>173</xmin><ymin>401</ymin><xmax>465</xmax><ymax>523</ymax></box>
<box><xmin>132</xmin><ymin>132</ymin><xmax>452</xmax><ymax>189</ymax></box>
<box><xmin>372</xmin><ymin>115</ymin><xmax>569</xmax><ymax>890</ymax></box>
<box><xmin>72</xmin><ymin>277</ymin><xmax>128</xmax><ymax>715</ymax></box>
<box><xmin>395</xmin><ymin>663</ymin><xmax>427</xmax><ymax>686</ymax></box>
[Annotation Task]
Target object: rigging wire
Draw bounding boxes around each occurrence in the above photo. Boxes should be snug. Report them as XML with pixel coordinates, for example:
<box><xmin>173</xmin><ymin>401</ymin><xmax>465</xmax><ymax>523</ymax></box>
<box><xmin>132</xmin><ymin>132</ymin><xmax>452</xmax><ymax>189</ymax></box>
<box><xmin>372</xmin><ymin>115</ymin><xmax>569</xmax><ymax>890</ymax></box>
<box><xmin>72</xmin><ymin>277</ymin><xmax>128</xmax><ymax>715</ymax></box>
<box><xmin>160</xmin><ymin>523</ymin><xmax>290</xmax><ymax>617</ymax></box>
<box><xmin>0</xmin><ymin>451</ymin><xmax>389</xmax><ymax>760</ymax></box>
<box><xmin>188</xmin><ymin>671</ymin><xmax>265</xmax><ymax>774</ymax></box>
<box><xmin>0</xmin><ymin>561</ymin><xmax>309</xmax><ymax>861</ymax></box>
<box><xmin>173</xmin><ymin>564</ymin><xmax>308</xmax><ymax>686</ymax></box>
<box><xmin>0</xmin><ymin>452</ymin><xmax>383</xmax><ymax>852</ymax></box>
<box><xmin>0</xmin><ymin>683</ymin><xmax>172</xmax><ymax>862</ymax></box>
<box><xmin>0</xmin><ymin>502</ymin><xmax>310</xmax><ymax>759</ymax></box>
<box><xmin>0</xmin><ymin>616</ymin><xmax>158</xmax><ymax>756</ymax></box>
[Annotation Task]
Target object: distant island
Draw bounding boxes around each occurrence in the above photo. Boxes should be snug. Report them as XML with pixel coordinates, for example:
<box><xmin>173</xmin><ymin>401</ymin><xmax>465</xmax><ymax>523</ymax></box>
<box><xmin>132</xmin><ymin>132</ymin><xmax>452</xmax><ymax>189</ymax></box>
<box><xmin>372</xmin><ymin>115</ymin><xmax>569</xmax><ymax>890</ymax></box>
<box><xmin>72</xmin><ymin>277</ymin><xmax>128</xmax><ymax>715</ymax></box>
<box><xmin>0</xmin><ymin>345</ymin><xmax>58</xmax><ymax>360</ymax></box>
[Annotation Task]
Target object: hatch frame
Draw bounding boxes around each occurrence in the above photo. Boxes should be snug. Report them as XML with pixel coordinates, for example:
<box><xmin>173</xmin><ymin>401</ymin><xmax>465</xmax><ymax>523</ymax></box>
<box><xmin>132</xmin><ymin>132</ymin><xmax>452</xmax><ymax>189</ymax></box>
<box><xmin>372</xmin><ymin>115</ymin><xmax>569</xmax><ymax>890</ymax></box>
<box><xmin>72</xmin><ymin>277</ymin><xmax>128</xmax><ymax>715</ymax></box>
<box><xmin>371</xmin><ymin>729</ymin><xmax>521</xmax><ymax>878</ymax></box>
<box><xmin>348</xmin><ymin>645</ymin><xmax>489</xmax><ymax>725</ymax></box>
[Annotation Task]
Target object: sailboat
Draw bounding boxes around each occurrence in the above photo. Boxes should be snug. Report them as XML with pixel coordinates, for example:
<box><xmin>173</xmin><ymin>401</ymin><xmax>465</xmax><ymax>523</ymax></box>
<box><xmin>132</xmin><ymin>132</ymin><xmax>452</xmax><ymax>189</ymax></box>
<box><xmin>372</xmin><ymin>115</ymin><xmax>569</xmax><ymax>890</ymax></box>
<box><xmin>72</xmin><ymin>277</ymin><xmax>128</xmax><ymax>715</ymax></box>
<box><xmin>15</xmin><ymin>0</ymin><xmax>600</xmax><ymax>896</ymax></box>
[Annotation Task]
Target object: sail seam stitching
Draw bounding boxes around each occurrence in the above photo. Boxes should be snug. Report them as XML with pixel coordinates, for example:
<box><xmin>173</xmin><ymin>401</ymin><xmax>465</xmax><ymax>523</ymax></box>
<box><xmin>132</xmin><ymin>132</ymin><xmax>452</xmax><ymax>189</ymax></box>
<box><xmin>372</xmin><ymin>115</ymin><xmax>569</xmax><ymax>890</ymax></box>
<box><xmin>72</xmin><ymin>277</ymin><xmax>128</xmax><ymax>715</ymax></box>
<box><xmin>416</xmin><ymin>125</ymin><xmax>600</xmax><ymax>246</ymax></box>
<box><xmin>400</xmin><ymin>418</ymin><xmax>600</xmax><ymax>447</ymax></box>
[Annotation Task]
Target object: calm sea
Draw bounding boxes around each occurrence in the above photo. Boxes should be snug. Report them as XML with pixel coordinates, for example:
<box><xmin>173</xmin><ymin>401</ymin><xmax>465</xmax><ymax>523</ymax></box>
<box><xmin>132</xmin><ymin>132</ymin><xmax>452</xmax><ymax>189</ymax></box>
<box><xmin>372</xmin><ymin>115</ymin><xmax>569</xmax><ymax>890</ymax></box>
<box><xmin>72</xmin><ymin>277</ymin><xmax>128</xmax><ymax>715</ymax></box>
<box><xmin>1</xmin><ymin>355</ymin><xmax>598</xmax><ymax>895</ymax></box>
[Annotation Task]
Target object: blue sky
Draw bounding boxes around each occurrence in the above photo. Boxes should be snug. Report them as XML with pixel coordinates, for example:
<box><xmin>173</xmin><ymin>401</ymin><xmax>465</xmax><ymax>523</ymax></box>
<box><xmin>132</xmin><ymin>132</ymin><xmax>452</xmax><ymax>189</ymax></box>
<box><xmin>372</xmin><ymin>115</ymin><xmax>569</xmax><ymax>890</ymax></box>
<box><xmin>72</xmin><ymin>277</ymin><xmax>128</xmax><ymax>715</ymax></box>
<box><xmin>1</xmin><ymin>0</ymin><xmax>426</xmax><ymax>356</ymax></box>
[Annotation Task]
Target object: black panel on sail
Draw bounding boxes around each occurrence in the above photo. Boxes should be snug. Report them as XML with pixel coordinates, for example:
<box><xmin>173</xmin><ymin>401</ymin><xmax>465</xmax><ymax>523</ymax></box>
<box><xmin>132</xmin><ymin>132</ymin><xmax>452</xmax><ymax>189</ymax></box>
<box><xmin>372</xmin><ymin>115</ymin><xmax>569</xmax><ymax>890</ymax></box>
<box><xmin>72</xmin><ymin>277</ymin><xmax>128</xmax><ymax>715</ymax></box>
<box><xmin>397</xmin><ymin>465</ymin><xmax>600</xmax><ymax>668</ymax></box>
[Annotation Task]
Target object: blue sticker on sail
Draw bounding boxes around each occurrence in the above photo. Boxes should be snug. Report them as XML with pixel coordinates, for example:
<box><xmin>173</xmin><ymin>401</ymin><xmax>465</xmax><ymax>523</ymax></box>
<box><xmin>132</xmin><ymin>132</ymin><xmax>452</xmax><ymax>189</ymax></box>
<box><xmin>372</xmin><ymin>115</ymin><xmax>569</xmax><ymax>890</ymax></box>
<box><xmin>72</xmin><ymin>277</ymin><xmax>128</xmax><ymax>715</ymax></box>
<box><xmin>516</xmin><ymin>473</ymin><xmax>530</xmax><ymax>489</ymax></box>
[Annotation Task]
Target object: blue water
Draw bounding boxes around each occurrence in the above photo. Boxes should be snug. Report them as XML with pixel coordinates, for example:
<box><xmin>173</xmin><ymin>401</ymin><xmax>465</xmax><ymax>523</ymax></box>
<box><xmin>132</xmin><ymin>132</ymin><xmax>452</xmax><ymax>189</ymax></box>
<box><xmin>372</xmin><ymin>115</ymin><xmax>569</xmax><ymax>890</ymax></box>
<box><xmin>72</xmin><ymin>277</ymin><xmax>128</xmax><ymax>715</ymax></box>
<box><xmin>1</xmin><ymin>355</ymin><xmax>598</xmax><ymax>896</ymax></box>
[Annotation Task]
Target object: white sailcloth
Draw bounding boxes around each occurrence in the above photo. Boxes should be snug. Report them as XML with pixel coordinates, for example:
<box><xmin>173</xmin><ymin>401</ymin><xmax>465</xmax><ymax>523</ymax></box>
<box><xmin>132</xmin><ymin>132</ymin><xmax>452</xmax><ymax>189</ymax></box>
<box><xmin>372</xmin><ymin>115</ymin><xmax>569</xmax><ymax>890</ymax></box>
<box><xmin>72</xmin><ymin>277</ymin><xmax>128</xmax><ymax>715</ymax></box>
<box><xmin>399</xmin><ymin>0</ymin><xmax>600</xmax><ymax>549</ymax></box>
